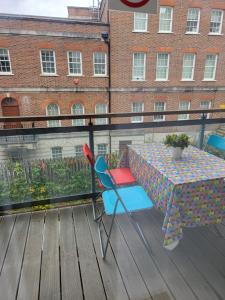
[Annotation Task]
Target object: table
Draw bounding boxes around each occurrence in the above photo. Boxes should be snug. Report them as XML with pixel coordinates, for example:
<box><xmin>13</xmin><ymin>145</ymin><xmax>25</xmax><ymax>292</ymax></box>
<box><xmin>121</xmin><ymin>143</ymin><xmax>225</xmax><ymax>249</ymax></box>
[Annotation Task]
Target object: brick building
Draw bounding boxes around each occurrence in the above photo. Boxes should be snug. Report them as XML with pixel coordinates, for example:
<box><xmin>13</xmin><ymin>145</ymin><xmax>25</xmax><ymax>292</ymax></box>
<box><xmin>0</xmin><ymin>0</ymin><xmax>224</xmax><ymax>159</ymax></box>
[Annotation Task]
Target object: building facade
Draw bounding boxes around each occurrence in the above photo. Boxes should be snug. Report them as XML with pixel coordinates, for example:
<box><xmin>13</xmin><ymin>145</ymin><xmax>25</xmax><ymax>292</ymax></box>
<box><xmin>0</xmin><ymin>0</ymin><xmax>224</xmax><ymax>159</ymax></box>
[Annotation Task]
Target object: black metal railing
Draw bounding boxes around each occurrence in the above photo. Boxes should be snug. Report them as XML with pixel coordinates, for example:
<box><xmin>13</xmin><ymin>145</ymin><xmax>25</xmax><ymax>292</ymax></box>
<box><xmin>0</xmin><ymin>108</ymin><xmax>224</xmax><ymax>211</ymax></box>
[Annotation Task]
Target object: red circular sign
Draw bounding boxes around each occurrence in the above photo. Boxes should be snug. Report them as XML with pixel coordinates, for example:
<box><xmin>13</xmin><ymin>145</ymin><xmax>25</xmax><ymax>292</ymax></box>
<box><xmin>120</xmin><ymin>0</ymin><xmax>150</xmax><ymax>8</ymax></box>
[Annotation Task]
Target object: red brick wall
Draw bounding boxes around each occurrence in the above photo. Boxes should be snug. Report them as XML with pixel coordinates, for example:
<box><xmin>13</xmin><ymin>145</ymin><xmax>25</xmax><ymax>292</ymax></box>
<box><xmin>109</xmin><ymin>2</ymin><xmax>225</xmax><ymax>88</ymax></box>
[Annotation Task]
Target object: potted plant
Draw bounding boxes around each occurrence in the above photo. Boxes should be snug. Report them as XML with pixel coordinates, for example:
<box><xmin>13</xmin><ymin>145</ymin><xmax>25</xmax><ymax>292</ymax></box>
<box><xmin>164</xmin><ymin>134</ymin><xmax>190</xmax><ymax>160</ymax></box>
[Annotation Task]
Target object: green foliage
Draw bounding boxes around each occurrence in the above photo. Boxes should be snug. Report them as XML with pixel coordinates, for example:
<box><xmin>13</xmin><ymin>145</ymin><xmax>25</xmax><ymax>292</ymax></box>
<box><xmin>164</xmin><ymin>134</ymin><xmax>190</xmax><ymax>150</ymax></box>
<box><xmin>9</xmin><ymin>162</ymin><xmax>30</xmax><ymax>202</ymax></box>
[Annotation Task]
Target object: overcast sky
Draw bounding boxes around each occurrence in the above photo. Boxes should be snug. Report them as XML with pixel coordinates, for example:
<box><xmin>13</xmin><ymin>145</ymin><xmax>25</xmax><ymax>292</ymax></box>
<box><xmin>0</xmin><ymin>0</ymin><xmax>99</xmax><ymax>17</ymax></box>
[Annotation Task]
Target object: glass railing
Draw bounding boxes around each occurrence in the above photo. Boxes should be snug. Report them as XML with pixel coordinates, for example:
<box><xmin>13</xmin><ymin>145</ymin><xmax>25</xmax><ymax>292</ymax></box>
<box><xmin>0</xmin><ymin>108</ymin><xmax>224</xmax><ymax>210</ymax></box>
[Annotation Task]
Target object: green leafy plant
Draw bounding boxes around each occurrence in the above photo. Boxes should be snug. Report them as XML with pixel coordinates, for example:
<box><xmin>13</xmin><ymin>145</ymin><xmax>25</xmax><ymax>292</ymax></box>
<box><xmin>164</xmin><ymin>134</ymin><xmax>190</xmax><ymax>149</ymax></box>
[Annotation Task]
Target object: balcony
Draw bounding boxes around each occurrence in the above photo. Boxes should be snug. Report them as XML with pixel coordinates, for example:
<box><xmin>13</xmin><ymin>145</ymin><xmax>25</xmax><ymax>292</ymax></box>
<box><xmin>0</xmin><ymin>109</ymin><xmax>224</xmax><ymax>300</ymax></box>
<box><xmin>0</xmin><ymin>205</ymin><xmax>225</xmax><ymax>300</ymax></box>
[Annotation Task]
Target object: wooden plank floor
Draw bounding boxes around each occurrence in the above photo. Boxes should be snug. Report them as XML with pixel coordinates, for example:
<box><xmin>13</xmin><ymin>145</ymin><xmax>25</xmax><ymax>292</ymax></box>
<box><xmin>0</xmin><ymin>205</ymin><xmax>225</xmax><ymax>300</ymax></box>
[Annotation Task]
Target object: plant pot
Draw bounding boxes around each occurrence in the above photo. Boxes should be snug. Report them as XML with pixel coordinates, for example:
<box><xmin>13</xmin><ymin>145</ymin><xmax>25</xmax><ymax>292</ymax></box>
<box><xmin>172</xmin><ymin>147</ymin><xmax>183</xmax><ymax>160</ymax></box>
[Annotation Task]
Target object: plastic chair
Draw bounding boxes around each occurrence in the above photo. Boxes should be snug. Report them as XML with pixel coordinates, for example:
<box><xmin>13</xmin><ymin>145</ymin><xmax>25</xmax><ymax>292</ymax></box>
<box><xmin>83</xmin><ymin>144</ymin><xmax>136</xmax><ymax>186</ymax></box>
<box><xmin>94</xmin><ymin>156</ymin><xmax>154</xmax><ymax>259</ymax></box>
<box><xmin>206</xmin><ymin>134</ymin><xmax>225</xmax><ymax>152</ymax></box>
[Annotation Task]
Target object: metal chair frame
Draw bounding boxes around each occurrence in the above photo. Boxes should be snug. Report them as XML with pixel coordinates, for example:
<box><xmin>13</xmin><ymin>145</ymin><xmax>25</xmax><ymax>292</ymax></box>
<box><xmin>94</xmin><ymin>157</ymin><xmax>152</xmax><ymax>259</ymax></box>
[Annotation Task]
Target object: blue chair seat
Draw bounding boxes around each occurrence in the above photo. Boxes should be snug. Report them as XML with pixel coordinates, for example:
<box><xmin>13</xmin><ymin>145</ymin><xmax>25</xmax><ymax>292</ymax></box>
<box><xmin>102</xmin><ymin>185</ymin><xmax>153</xmax><ymax>215</ymax></box>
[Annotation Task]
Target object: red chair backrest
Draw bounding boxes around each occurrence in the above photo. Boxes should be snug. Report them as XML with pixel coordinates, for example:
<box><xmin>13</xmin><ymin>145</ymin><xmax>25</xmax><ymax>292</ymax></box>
<box><xmin>83</xmin><ymin>144</ymin><xmax>95</xmax><ymax>166</ymax></box>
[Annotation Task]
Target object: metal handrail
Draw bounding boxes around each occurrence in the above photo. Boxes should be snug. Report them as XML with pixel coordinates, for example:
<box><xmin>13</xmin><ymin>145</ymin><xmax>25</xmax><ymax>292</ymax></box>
<box><xmin>0</xmin><ymin>108</ymin><xmax>224</xmax><ymax>123</ymax></box>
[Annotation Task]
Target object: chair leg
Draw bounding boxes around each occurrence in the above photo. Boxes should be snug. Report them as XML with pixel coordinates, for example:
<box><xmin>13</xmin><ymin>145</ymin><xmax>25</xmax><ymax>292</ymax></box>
<box><xmin>129</xmin><ymin>213</ymin><xmax>152</xmax><ymax>256</ymax></box>
<box><xmin>92</xmin><ymin>192</ymin><xmax>102</xmax><ymax>222</ymax></box>
<box><xmin>97</xmin><ymin>198</ymin><xmax>119</xmax><ymax>259</ymax></box>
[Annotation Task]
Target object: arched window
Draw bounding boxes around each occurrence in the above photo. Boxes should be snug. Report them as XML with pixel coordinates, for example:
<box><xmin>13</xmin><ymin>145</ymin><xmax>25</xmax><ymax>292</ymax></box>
<box><xmin>72</xmin><ymin>103</ymin><xmax>85</xmax><ymax>126</ymax></box>
<box><xmin>46</xmin><ymin>104</ymin><xmax>60</xmax><ymax>127</ymax></box>
<box><xmin>95</xmin><ymin>103</ymin><xmax>108</xmax><ymax>125</ymax></box>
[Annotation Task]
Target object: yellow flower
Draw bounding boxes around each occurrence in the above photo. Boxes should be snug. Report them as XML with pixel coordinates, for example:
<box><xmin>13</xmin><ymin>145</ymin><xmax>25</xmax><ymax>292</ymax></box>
<box><xmin>40</xmin><ymin>186</ymin><xmax>46</xmax><ymax>193</ymax></box>
<box><xmin>29</xmin><ymin>187</ymin><xmax>35</xmax><ymax>193</ymax></box>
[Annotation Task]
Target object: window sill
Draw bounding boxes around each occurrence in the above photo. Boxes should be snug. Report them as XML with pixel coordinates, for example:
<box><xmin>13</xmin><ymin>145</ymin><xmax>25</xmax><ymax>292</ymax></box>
<box><xmin>153</xmin><ymin>119</ymin><xmax>166</xmax><ymax>122</ymax></box>
<box><xmin>92</xmin><ymin>75</ymin><xmax>108</xmax><ymax>78</ymax></box>
<box><xmin>131</xmin><ymin>79</ymin><xmax>147</xmax><ymax>82</ymax></box>
<box><xmin>131</xmin><ymin>120</ymin><xmax>144</xmax><ymax>123</ymax></box>
<box><xmin>185</xmin><ymin>32</ymin><xmax>200</xmax><ymax>35</ymax></box>
<box><xmin>40</xmin><ymin>74</ymin><xmax>59</xmax><ymax>77</ymax></box>
<box><xmin>180</xmin><ymin>79</ymin><xmax>195</xmax><ymax>82</ymax></box>
<box><xmin>158</xmin><ymin>31</ymin><xmax>174</xmax><ymax>34</ymax></box>
<box><xmin>0</xmin><ymin>73</ymin><xmax>14</xmax><ymax>76</ymax></box>
<box><xmin>202</xmin><ymin>79</ymin><xmax>216</xmax><ymax>82</ymax></box>
<box><xmin>67</xmin><ymin>74</ymin><xmax>84</xmax><ymax>77</ymax></box>
<box><xmin>155</xmin><ymin>79</ymin><xmax>170</xmax><ymax>82</ymax></box>
<box><xmin>208</xmin><ymin>33</ymin><xmax>224</xmax><ymax>36</ymax></box>
<box><xmin>132</xmin><ymin>30</ymin><xmax>149</xmax><ymax>33</ymax></box>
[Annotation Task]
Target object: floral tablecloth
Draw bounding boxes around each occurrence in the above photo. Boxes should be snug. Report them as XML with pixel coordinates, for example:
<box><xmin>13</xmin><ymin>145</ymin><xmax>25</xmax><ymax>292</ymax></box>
<box><xmin>121</xmin><ymin>143</ymin><xmax>225</xmax><ymax>249</ymax></box>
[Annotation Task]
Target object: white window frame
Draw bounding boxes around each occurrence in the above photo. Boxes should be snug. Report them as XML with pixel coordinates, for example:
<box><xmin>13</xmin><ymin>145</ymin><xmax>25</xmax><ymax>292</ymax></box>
<box><xmin>40</xmin><ymin>49</ymin><xmax>57</xmax><ymax>75</ymax></box>
<box><xmin>46</xmin><ymin>104</ymin><xmax>61</xmax><ymax>127</ymax></box>
<box><xmin>0</xmin><ymin>48</ymin><xmax>12</xmax><ymax>75</ymax></box>
<box><xmin>203</xmin><ymin>54</ymin><xmax>218</xmax><ymax>81</ymax></box>
<box><xmin>154</xmin><ymin>102</ymin><xmax>166</xmax><ymax>121</ymax></box>
<box><xmin>186</xmin><ymin>8</ymin><xmax>200</xmax><ymax>34</ymax></box>
<box><xmin>95</xmin><ymin>103</ymin><xmax>108</xmax><ymax>125</ymax></box>
<box><xmin>178</xmin><ymin>101</ymin><xmax>190</xmax><ymax>120</ymax></box>
<box><xmin>93</xmin><ymin>52</ymin><xmax>107</xmax><ymax>76</ymax></box>
<box><xmin>159</xmin><ymin>7</ymin><xmax>173</xmax><ymax>33</ymax></box>
<box><xmin>181</xmin><ymin>53</ymin><xmax>196</xmax><ymax>81</ymax></box>
<box><xmin>131</xmin><ymin>102</ymin><xmax>144</xmax><ymax>123</ymax></box>
<box><xmin>200</xmin><ymin>100</ymin><xmax>211</xmax><ymax>119</ymax></box>
<box><xmin>209</xmin><ymin>9</ymin><xmax>224</xmax><ymax>35</ymax></box>
<box><xmin>72</xmin><ymin>103</ymin><xmax>85</xmax><ymax>126</ymax></box>
<box><xmin>52</xmin><ymin>147</ymin><xmax>62</xmax><ymax>159</ymax></box>
<box><xmin>97</xmin><ymin>144</ymin><xmax>108</xmax><ymax>155</ymax></box>
<box><xmin>133</xmin><ymin>12</ymin><xmax>148</xmax><ymax>32</ymax></box>
<box><xmin>132</xmin><ymin>52</ymin><xmax>146</xmax><ymax>81</ymax></box>
<box><xmin>67</xmin><ymin>51</ymin><xmax>83</xmax><ymax>76</ymax></box>
<box><xmin>156</xmin><ymin>53</ymin><xmax>170</xmax><ymax>81</ymax></box>
<box><xmin>75</xmin><ymin>145</ymin><xmax>84</xmax><ymax>157</ymax></box>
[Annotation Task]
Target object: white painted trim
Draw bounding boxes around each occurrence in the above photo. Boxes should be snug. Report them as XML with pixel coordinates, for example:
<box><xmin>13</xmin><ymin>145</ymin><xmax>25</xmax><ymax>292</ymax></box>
<box><xmin>40</xmin><ymin>49</ymin><xmax>57</xmax><ymax>76</ymax></box>
<box><xmin>67</xmin><ymin>51</ymin><xmax>83</xmax><ymax>76</ymax></box>
<box><xmin>93</xmin><ymin>52</ymin><xmax>107</xmax><ymax>76</ymax></box>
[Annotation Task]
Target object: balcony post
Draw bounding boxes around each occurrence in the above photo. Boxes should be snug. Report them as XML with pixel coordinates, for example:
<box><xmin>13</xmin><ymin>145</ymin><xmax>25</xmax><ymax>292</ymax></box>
<box><xmin>88</xmin><ymin>119</ymin><xmax>97</xmax><ymax>219</ymax></box>
<box><xmin>199</xmin><ymin>113</ymin><xmax>207</xmax><ymax>150</ymax></box>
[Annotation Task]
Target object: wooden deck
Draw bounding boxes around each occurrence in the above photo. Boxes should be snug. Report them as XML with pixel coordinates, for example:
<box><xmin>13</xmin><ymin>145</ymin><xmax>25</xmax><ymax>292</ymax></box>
<box><xmin>0</xmin><ymin>205</ymin><xmax>225</xmax><ymax>300</ymax></box>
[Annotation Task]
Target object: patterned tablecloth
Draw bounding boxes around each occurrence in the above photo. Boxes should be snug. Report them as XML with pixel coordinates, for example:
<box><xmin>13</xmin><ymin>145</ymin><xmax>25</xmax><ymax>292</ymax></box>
<box><xmin>121</xmin><ymin>143</ymin><xmax>225</xmax><ymax>249</ymax></box>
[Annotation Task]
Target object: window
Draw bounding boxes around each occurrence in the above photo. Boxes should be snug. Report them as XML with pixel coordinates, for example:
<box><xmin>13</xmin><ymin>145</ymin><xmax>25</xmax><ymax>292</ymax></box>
<box><xmin>156</xmin><ymin>53</ymin><xmax>169</xmax><ymax>81</ymax></box>
<box><xmin>178</xmin><ymin>101</ymin><xmax>190</xmax><ymax>120</ymax></box>
<box><xmin>93</xmin><ymin>52</ymin><xmax>107</xmax><ymax>76</ymax></box>
<box><xmin>186</xmin><ymin>8</ymin><xmax>200</xmax><ymax>33</ymax></box>
<box><xmin>203</xmin><ymin>54</ymin><xmax>218</xmax><ymax>80</ymax></box>
<box><xmin>159</xmin><ymin>7</ymin><xmax>173</xmax><ymax>32</ymax></box>
<box><xmin>132</xmin><ymin>102</ymin><xmax>144</xmax><ymax>123</ymax></box>
<box><xmin>68</xmin><ymin>51</ymin><xmax>82</xmax><ymax>75</ymax></box>
<box><xmin>40</xmin><ymin>50</ymin><xmax>56</xmax><ymax>75</ymax></box>
<box><xmin>95</xmin><ymin>103</ymin><xmax>108</xmax><ymax>125</ymax></box>
<box><xmin>52</xmin><ymin>147</ymin><xmax>62</xmax><ymax>159</ymax></box>
<box><xmin>209</xmin><ymin>10</ymin><xmax>223</xmax><ymax>34</ymax></box>
<box><xmin>134</xmin><ymin>13</ymin><xmax>148</xmax><ymax>32</ymax></box>
<box><xmin>75</xmin><ymin>145</ymin><xmax>83</xmax><ymax>157</ymax></box>
<box><xmin>132</xmin><ymin>53</ymin><xmax>146</xmax><ymax>81</ymax></box>
<box><xmin>72</xmin><ymin>103</ymin><xmax>85</xmax><ymax>126</ymax></box>
<box><xmin>154</xmin><ymin>102</ymin><xmax>166</xmax><ymax>121</ymax></box>
<box><xmin>97</xmin><ymin>144</ymin><xmax>107</xmax><ymax>155</ymax></box>
<box><xmin>200</xmin><ymin>101</ymin><xmax>211</xmax><ymax>118</ymax></box>
<box><xmin>182</xmin><ymin>53</ymin><xmax>196</xmax><ymax>80</ymax></box>
<box><xmin>46</xmin><ymin>104</ymin><xmax>60</xmax><ymax>127</ymax></box>
<box><xmin>0</xmin><ymin>49</ymin><xmax>12</xmax><ymax>74</ymax></box>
